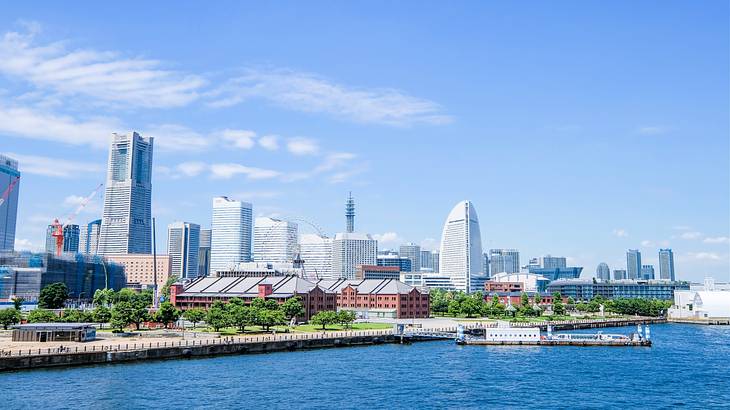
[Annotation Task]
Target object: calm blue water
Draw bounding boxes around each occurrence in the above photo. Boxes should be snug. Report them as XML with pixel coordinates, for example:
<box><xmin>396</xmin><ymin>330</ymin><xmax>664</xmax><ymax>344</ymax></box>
<box><xmin>1</xmin><ymin>324</ymin><xmax>728</xmax><ymax>409</ymax></box>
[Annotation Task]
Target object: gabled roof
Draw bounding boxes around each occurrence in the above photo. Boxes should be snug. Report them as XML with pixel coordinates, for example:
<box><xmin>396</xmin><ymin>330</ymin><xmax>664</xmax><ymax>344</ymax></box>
<box><xmin>178</xmin><ymin>275</ymin><xmax>336</xmax><ymax>297</ymax></box>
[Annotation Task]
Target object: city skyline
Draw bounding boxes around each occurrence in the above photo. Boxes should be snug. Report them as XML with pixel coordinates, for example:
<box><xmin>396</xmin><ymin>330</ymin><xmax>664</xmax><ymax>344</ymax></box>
<box><xmin>0</xmin><ymin>3</ymin><xmax>728</xmax><ymax>282</ymax></box>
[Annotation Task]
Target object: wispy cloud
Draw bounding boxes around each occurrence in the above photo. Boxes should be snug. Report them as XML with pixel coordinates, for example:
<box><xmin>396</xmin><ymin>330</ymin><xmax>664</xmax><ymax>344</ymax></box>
<box><xmin>207</xmin><ymin>69</ymin><xmax>452</xmax><ymax>126</ymax></box>
<box><xmin>259</xmin><ymin>135</ymin><xmax>279</xmax><ymax>151</ymax></box>
<box><xmin>176</xmin><ymin>161</ymin><xmax>206</xmax><ymax>177</ymax></box>
<box><xmin>286</xmin><ymin>137</ymin><xmax>319</xmax><ymax>156</ymax></box>
<box><xmin>612</xmin><ymin>228</ymin><xmax>628</xmax><ymax>238</ymax></box>
<box><xmin>373</xmin><ymin>232</ymin><xmax>402</xmax><ymax>248</ymax></box>
<box><xmin>676</xmin><ymin>231</ymin><xmax>702</xmax><ymax>240</ymax></box>
<box><xmin>234</xmin><ymin>191</ymin><xmax>283</xmax><ymax>200</ymax></box>
<box><xmin>209</xmin><ymin>163</ymin><xmax>281</xmax><ymax>180</ymax></box>
<box><xmin>636</xmin><ymin>126</ymin><xmax>669</xmax><ymax>136</ymax></box>
<box><xmin>217</xmin><ymin>129</ymin><xmax>256</xmax><ymax>149</ymax></box>
<box><xmin>143</xmin><ymin>124</ymin><xmax>210</xmax><ymax>151</ymax></box>
<box><xmin>7</xmin><ymin>152</ymin><xmax>104</xmax><ymax>178</ymax></box>
<box><xmin>0</xmin><ymin>26</ymin><xmax>205</xmax><ymax>108</ymax></box>
<box><xmin>703</xmin><ymin>236</ymin><xmax>729</xmax><ymax>244</ymax></box>
<box><xmin>688</xmin><ymin>252</ymin><xmax>722</xmax><ymax>261</ymax></box>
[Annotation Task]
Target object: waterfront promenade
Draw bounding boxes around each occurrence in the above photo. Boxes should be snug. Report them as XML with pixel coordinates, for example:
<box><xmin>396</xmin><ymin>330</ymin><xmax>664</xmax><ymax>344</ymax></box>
<box><xmin>0</xmin><ymin>317</ymin><xmax>665</xmax><ymax>371</ymax></box>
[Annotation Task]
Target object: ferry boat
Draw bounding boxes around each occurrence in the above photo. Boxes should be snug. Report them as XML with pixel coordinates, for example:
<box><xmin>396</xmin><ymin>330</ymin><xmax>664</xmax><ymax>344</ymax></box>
<box><xmin>456</xmin><ymin>322</ymin><xmax>651</xmax><ymax>347</ymax></box>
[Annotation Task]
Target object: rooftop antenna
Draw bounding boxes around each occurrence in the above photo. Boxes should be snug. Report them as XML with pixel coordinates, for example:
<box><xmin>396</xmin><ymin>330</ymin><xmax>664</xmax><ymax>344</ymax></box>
<box><xmin>345</xmin><ymin>192</ymin><xmax>355</xmax><ymax>233</ymax></box>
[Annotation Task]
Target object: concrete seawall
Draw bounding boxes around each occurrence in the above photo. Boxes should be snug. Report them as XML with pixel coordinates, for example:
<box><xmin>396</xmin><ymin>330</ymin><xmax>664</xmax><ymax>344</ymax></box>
<box><xmin>0</xmin><ymin>332</ymin><xmax>424</xmax><ymax>372</ymax></box>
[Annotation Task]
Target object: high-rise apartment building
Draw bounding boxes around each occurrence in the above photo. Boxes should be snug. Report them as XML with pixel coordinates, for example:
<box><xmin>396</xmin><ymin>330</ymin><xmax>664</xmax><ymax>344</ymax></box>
<box><xmin>332</xmin><ymin>233</ymin><xmax>377</xmax><ymax>279</ymax></box>
<box><xmin>79</xmin><ymin>219</ymin><xmax>102</xmax><ymax>255</ymax></box>
<box><xmin>0</xmin><ymin>154</ymin><xmax>20</xmax><ymax>252</ymax></box>
<box><xmin>399</xmin><ymin>242</ymin><xmax>421</xmax><ymax>272</ymax></box>
<box><xmin>431</xmin><ymin>251</ymin><xmax>440</xmax><ymax>273</ymax></box>
<box><xmin>210</xmin><ymin>196</ymin><xmax>252</xmax><ymax>273</ymax></box>
<box><xmin>596</xmin><ymin>262</ymin><xmax>611</xmax><ymax>281</ymax></box>
<box><xmin>253</xmin><ymin>217</ymin><xmax>298</xmax><ymax>263</ymax></box>
<box><xmin>98</xmin><ymin>132</ymin><xmax>153</xmax><ymax>255</ymax></box>
<box><xmin>659</xmin><ymin>248</ymin><xmax>675</xmax><ymax>281</ymax></box>
<box><xmin>62</xmin><ymin>224</ymin><xmax>80</xmax><ymax>253</ymax></box>
<box><xmin>198</xmin><ymin>228</ymin><xmax>211</xmax><ymax>278</ymax></box>
<box><xmin>439</xmin><ymin>200</ymin><xmax>484</xmax><ymax>292</ymax></box>
<box><xmin>613</xmin><ymin>269</ymin><xmax>627</xmax><ymax>280</ymax></box>
<box><xmin>167</xmin><ymin>222</ymin><xmax>200</xmax><ymax>280</ymax></box>
<box><xmin>641</xmin><ymin>264</ymin><xmax>655</xmax><ymax>280</ymax></box>
<box><xmin>483</xmin><ymin>253</ymin><xmax>490</xmax><ymax>278</ymax></box>
<box><xmin>489</xmin><ymin>249</ymin><xmax>520</xmax><ymax>276</ymax></box>
<box><xmin>626</xmin><ymin>249</ymin><xmax>642</xmax><ymax>280</ymax></box>
<box><xmin>44</xmin><ymin>224</ymin><xmax>56</xmax><ymax>254</ymax></box>
<box><xmin>299</xmin><ymin>234</ymin><xmax>333</xmax><ymax>279</ymax></box>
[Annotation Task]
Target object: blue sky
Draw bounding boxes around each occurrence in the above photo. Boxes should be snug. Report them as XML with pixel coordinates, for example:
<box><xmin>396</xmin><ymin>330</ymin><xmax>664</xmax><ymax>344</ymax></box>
<box><xmin>0</xmin><ymin>1</ymin><xmax>728</xmax><ymax>282</ymax></box>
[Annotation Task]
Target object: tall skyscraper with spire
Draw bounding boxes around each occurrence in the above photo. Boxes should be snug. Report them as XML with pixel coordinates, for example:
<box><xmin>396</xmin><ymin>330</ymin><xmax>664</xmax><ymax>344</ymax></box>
<box><xmin>98</xmin><ymin>132</ymin><xmax>154</xmax><ymax>255</ymax></box>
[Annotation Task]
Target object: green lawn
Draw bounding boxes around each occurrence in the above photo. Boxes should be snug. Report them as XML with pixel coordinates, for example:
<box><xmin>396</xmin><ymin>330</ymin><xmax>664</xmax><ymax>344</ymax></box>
<box><xmin>292</xmin><ymin>322</ymin><xmax>393</xmax><ymax>333</ymax></box>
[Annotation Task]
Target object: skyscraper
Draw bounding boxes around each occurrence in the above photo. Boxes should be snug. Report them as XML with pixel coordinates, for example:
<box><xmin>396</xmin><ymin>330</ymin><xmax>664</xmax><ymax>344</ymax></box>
<box><xmin>439</xmin><ymin>200</ymin><xmax>484</xmax><ymax>292</ymax></box>
<box><xmin>198</xmin><ymin>228</ymin><xmax>211</xmax><ymax>278</ymax></box>
<box><xmin>641</xmin><ymin>265</ymin><xmax>655</xmax><ymax>280</ymax></box>
<box><xmin>332</xmin><ymin>233</ymin><xmax>377</xmax><ymax>279</ymax></box>
<box><xmin>98</xmin><ymin>132</ymin><xmax>153</xmax><ymax>255</ymax></box>
<box><xmin>431</xmin><ymin>251</ymin><xmax>440</xmax><ymax>273</ymax></box>
<box><xmin>0</xmin><ymin>154</ymin><xmax>20</xmax><ymax>252</ymax></box>
<box><xmin>489</xmin><ymin>249</ymin><xmax>520</xmax><ymax>276</ymax></box>
<box><xmin>44</xmin><ymin>224</ymin><xmax>56</xmax><ymax>254</ymax></box>
<box><xmin>483</xmin><ymin>253</ymin><xmax>490</xmax><ymax>278</ymax></box>
<box><xmin>420</xmin><ymin>250</ymin><xmax>434</xmax><ymax>271</ymax></box>
<box><xmin>62</xmin><ymin>224</ymin><xmax>80</xmax><ymax>253</ymax></box>
<box><xmin>596</xmin><ymin>262</ymin><xmax>611</xmax><ymax>281</ymax></box>
<box><xmin>210</xmin><ymin>196</ymin><xmax>252</xmax><ymax>273</ymax></box>
<box><xmin>613</xmin><ymin>269</ymin><xmax>627</xmax><ymax>280</ymax></box>
<box><xmin>399</xmin><ymin>242</ymin><xmax>421</xmax><ymax>272</ymax></box>
<box><xmin>253</xmin><ymin>217</ymin><xmax>298</xmax><ymax>263</ymax></box>
<box><xmin>299</xmin><ymin>234</ymin><xmax>333</xmax><ymax>279</ymax></box>
<box><xmin>659</xmin><ymin>248</ymin><xmax>675</xmax><ymax>281</ymax></box>
<box><xmin>79</xmin><ymin>219</ymin><xmax>102</xmax><ymax>255</ymax></box>
<box><xmin>541</xmin><ymin>255</ymin><xmax>567</xmax><ymax>269</ymax></box>
<box><xmin>626</xmin><ymin>249</ymin><xmax>641</xmax><ymax>280</ymax></box>
<box><xmin>377</xmin><ymin>254</ymin><xmax>412</xmax><ymax>272</ymax></box>
<box><xmin>167</xmin><ymin>222</ymin><xmax>201</xmax><ymax>280</ymax></box>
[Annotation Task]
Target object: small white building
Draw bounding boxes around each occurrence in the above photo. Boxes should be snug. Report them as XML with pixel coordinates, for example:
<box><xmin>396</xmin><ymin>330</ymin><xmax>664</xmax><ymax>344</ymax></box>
<box><xmin>669</xmin><ymin>290</ymin><xmax>730</xmax><ymax>323</ymax></box>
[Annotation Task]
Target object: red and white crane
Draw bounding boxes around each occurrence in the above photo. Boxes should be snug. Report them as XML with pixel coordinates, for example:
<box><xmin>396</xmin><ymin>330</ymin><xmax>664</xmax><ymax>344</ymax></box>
<box><xmin>51</xmin><ymin>183</ymin><xmax>104</xmax><ymax>256</ymax></box>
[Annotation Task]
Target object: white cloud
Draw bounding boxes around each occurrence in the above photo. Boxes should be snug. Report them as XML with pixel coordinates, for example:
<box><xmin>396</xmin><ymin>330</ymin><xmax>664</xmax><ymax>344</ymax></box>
<box><xmin>373</xmin><ymin>232</ymin><xmax>403</xmax><ymax>247</ymax></box>
<box><xmin>14</xmin><ymin>238</ymin><xmax>41</xmax><ymax>252</ymax></box>
<box><xmin>234</xmin><ymin>191</ymin><xmax>282</xmax><ymax>200</ymax></box>
<box><xmin>209</xmin><ymin>163</ymin><xmax>280</xmax><ymax>180</ymax></box>
<box><xmin>704</xmin><ymin>236</ymin><xmax>729</xmax><ymax>244</ymax></box>
<box><xmin>207</xmin><ymin>69</ymin><xmax>452</xmax><ymax>126</ymax></box>
<box><xmin>7</xmin><ymin>152</ymin><xmax>104</xmax><ymax>178</ymax></box>
<box><xmin>258</xmin><ymin>135</ymin><xmax>279</xmax><ymax>151</ymax></box>
<box><xmin>678</xmin><ymin>231</ymin><xmax>702</xmax><ymax>240</ymax></box>
<box><xmin>637</xmin><ymin>126</ymin><xmax>668</xmax><ymax>136</ymax></box>
<box><xmin>176</xmin><ymin>161</ymin><xmax>206</xmax><ymax>177</ymax></box>
<box><xmin>286</xmin><ymin>137</ymin><xmax>319</xmax><ymax>156</ymax></box>
<box><xmin>217</xmin><ymin>129</ymin><xmax>256</xmax><ymax>149</ymax></box>
<box><xmin>0</xmin><ymin>104</ymin><xmax>120</xmax><ymax>148</ymax></box>
<box><xmin>612</xmin><ymin>228</ymin><xmax>628</xmax><ymax>238</ymax></box>
<box><xmin>689</xmin><ymin>252</ymin><xmax>722</xmax><ymax>261</ymax></box>
<box><xmin>640</xmin><ymin>240</ymin><xmax>654</xmax><ymax>247</ymax></box>
<box><xmin>144</xmin><ymin>124</ymin><xmax>210</xmax><ymax>151</ymax></box>
<box><xmin>0</xmin><ymin>26</ymin><xmax>205</xmax><ymax>108</ymax></box>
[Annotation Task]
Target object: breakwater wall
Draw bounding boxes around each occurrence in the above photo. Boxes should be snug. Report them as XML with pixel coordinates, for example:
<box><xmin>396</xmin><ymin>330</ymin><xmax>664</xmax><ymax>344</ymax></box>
<box><xmin>1</xmin><ymin>331</ymin><xmax>443</xmax><ymax>372</ymax></box>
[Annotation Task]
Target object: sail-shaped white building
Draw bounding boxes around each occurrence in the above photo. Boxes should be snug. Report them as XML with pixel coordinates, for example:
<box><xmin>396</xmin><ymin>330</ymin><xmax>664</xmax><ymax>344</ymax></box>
<box><xmin>439</xmin><ymin>200</ymin><xmax>484</xmax><ymax>292</ymax></box>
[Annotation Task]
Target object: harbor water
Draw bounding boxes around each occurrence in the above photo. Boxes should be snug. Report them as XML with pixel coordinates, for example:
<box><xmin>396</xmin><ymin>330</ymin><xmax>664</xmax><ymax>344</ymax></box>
<box><xmin>1</xmin><ymin>324</ymin><xmax>728</xmax><ymax>409</ymax></box>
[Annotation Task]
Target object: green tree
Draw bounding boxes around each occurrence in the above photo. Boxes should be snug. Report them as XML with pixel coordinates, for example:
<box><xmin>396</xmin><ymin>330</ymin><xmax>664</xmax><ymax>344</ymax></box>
<box><xmin>447</xmin><ymin>299</ymin><xmax>461</xmax><ymax>317</ymax></box>
<box><xmin>229</xmin><ymin>304</ymin><xmax>256</xmax><ymax>332</ymax></box>
<box><xmin>113</xmin><ymin>288</ymin><xmax>137</xmax><ymax>304</ymax></box>
<box><xmin>155</xmin><ymin>302</ymin><xmax>181</xmax><ymax>328</ymax></box>
<box><xmin>336</xmin><ymin>310</ymin><xmax>356</xmax><ymax>328</ymax></box>
<box><xmin>160</xmin><ymin>275</ymin><xmax>179</xmax><ymax>299</ymax></box>
<box><xmin>0</xmin><ymin>309</ymin><xmax>21</xmax><ymax>329</ymax></box>
<box><xmin>27</xmin><ymin>308</ymin><xmax>58</xmax><ymax>323</ymax></box>
<box><xmin>12</xmin><ymin>297</ymin><xmax>24</xmax><ymax>311</ymax></box>
<box><xmin>552</xmin><ymin>292</ymin><xmax>566</xmax><ymax>316</ymax></box>
<box><xmin>92</xmin><ymin>305</ymin><xmax>111</xmax><ymax>329</ymax></box>
<box><xmin>38</xmin><ymin>282</ymin><xmax>69</xmax><ymax>309</ymax></box>
<box><xmin>61</xmin><ymin>309</ymin><xmax>93</xmax><ymax>323</ymax></box>
<box><xmin>310</xmin><ymin>310</ymin><xmax>338</xmax><ymax>330</ymax></box>
<box><xmin>460</xmin><ymin>297</ymin><xmax>482</xmax><ymax>318</ymax></box>
<box><xmin>183</xmin><ymin>308</ymin><xmax>206</xmax><ymax>329</ymax></box>
<box><xmin>257</xmin><ymin>308</ymin><xmax>286</xmax><ymax>331</ymax></box>
<box><xmin>281</xmin><ymin>297</ymin><xmax>305</xmax><ymax>322</ymax></box>
<box><xmin>430</xmin><ymin>289</ymin><xmax>449</xmax><ymax>316</ymax></box>
<box><xmin>110</xmin><ymin>301</ymin><xmax>135</xmax><ymax>331</ymax></box>
<box><xmin>206</xmin><ymin>301</ymin><xmax>230</xmax><ymax>332</ymax></box>
<box><xmin>93</xmin><ymin>288</ymin><xmax>115</xmax><ymax>306</ymax></box>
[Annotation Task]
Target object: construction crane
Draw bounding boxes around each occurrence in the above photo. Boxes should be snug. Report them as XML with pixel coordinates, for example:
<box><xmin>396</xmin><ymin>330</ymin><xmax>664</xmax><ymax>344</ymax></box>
<box><xmin>51</xmin><ymin>183</ymin><xmax>104</xmax><ymax>256</ymax></box>
<box><xmin>0</xmin><ymin>176</ymin><xmax>20</xmax><ymax>208</ymax></box>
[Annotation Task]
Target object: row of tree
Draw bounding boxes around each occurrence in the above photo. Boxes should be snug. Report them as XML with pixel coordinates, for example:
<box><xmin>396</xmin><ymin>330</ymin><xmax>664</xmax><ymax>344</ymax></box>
<box><xmin>310</xmin><ymin>310</ymin><xmax>356</xmax><ymax>330</ymax></box>
<box><xmin>430</xmin><ymin>289</ymin><xmax>559</xmax><ymax>318</ymax></box>
<box><xmin>202</xmin><ymin>297</ymin><xmax>305</xmax><ymax>332</ymax></box>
